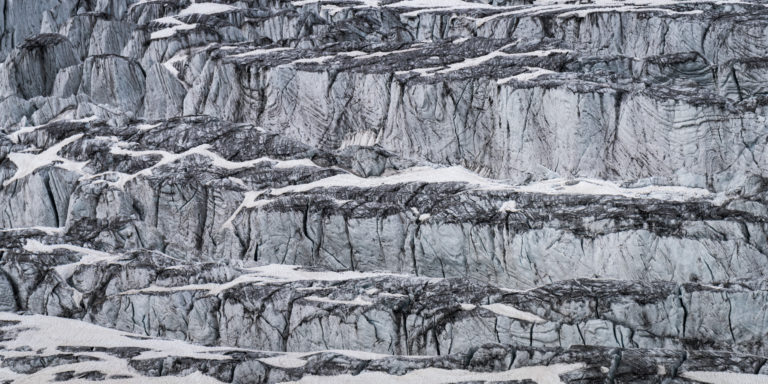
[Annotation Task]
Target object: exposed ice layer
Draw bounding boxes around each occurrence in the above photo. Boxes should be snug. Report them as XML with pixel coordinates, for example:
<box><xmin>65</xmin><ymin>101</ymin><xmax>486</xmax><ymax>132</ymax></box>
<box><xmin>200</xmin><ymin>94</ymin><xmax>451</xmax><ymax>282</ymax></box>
<box><xmin>1</xmin><ymin>0</ymin><xmax>768</xmax><ymax>382</ymax></box>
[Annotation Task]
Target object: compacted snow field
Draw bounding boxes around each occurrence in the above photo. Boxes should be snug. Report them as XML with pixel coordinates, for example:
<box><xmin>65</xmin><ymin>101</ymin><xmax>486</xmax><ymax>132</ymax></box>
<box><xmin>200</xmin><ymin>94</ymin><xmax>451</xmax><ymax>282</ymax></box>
<box><xmin>1</xmin><ymin>0</ymin><xmax>768</xmax><ymax>383</ymax></box>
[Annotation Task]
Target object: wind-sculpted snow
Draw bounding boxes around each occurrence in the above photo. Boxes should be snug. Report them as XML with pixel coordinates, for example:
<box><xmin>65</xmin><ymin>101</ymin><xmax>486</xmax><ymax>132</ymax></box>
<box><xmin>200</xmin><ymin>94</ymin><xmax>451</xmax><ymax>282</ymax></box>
<box><xmin>1</xmin><ymin>0</ymin><xmax>768</xmax><ymax>382</ymax></box>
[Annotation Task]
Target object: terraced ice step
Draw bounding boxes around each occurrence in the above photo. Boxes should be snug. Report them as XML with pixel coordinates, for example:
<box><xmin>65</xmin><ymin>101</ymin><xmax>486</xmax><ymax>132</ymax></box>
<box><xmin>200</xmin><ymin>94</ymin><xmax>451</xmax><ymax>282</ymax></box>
<box><xmin>1</xmin><ymin>0</ymin><xmax>768</xmax><ymax>383</ymax></box>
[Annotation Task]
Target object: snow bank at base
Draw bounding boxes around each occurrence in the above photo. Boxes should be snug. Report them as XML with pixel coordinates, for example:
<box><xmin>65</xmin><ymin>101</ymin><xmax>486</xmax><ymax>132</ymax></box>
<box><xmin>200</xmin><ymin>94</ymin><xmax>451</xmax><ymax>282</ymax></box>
<box><xmin>0</xmin><ymin>312</ymin><xmax>236</xmax><ymax>361</ymax></box>
<box><xmin>282</xmin><ymin>363</ymin><xmax>585</xmax><ymax>384</ymax></box>
<box><xmin>681</xmin><ymin>371</ymin><xmax>768</xmax><ymax>384</ymax></box>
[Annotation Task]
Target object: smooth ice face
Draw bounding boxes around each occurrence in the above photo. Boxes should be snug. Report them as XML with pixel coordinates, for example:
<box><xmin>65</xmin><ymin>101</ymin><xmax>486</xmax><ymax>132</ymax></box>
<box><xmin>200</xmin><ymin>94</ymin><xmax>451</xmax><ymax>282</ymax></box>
<box><xmin>1</xmin><ymin>0</ymin><xmax>768</xmax><ymax>383</ymax></box>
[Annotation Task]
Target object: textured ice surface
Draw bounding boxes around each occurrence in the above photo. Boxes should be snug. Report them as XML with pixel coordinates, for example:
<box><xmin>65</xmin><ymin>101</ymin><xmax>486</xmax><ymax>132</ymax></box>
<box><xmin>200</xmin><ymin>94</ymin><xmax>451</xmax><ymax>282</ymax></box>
<box><xmin>1</xmin><ymin>0</ymin><xmax>768</xmax><ymax>382</ymax></box>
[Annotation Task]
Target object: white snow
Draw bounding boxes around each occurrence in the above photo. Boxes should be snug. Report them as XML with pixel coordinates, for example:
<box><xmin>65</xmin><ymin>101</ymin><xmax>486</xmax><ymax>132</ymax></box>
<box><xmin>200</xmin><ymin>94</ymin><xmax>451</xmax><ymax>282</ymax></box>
<box><xmin>460</xmin><ymin>302</ymin><xmax>546</xmax><ymax>323</ymax></box>
<box><xmin>473</xmin><ymin>0</ymin><xmax>714</xmax><ymax>27</ymax></box>
<box><xmin>509</xmin><ymin>178</ymin><xmax>714</xmax><ymax>202</ymax></box>
<box><xmin>293</xmin><ymin>0</ymin><xmax>378</xmax><ymax>7</ymax></box>
<box><xmin>221</xmin><ymin>190</ymin><xmax>269</xmax><ymax>228</ymax></box>
<box><xmin>265</xmin><ymin>165</ymin><xmax>717</xmax><ymax>204</ymax></box>
<box><xmin>23</xmin><ymin>240</ymin><xmax>115</xmax><ymax>279</ymax></box>
<box><xmin>681</xmin><ymin>371</ymin><xmax>768</xmax><ymax>384</ymax></box>
<box><xmin>397</xmin><ymin>46</ymin><xmax>568</xmax><ymax>78</ymax></box>
<box><xmin>0</xmin><ymin>226</ymin><xmax>64</xmax><ymax>235</ymax></box>
<box><xmin>136</xmin><ymin>122</ymin><xmax>162</xmax><ymax>131</ymax></box>
<box><xmin>230</xmin><ymin>47</ymin><xmax>292</xmax><ymax>58</ymax></box>
<box><xmin>292</xmin><ymin>55</ymin><xmax>337</xmax><ymax>64</ymax></box>
<box><xmin>259</xmin><ymin>349</ymin><xmax>393</xmax><ymax>369</ymax></box>
<box><xmin>4</xmin><ymin>134</ymin><xmax>88</xmax><ymax>186</ymax></box>
<box><xmin>353</xmin><ymin>47</ymin><xmax>422</xmax><ymax>60</ymax></box>
<box><xmin>283</xmin><ymin>363</ymin><xmax>585</xmax><ymax>384</ymax></box>
<box><xmin>259</xmin><ymin>354</ymin><xmax>309</xmax><ymax>368</ymax></box>
<box><xmin>150</xmin><ymin>23</ymin><xmax>197</xmax><ymax>40</ymax></box>
<box><xmin>305</xmin><ymin>295</ymin><xmax>374</xmax><ymax>306</ymax></box>
<box><xmin>436</xmin><ymin>48</ymin><xmax>569</xmax><ymax>75</ymax></box>
<box><xmin>559</xmin><ymin>6</ymin><xmax>702</xmax><ymax>18</ymax></box>
<box><xmin>121</xmin><ymin>264</ymin><xmax>410</xmax><ymax>296</ymax></box>
<box><xmin>385</xmin><ymin>0</ymin><xmax>507</xmax><ymax>17</ymax></box>
<box><xmin>120</xmin><ymin>273</ymin><xmax>267</xmax><ymax>296</ymax></box>
<box><xmin>8</xmin><ymin>116</ymin><xmax>97</xmax><ymax>143</ymax></box>
<box><xmin>274</xmin><ymin>158</ymin><xmax>319</xmax><ymax>169</ymax></box>
<box><xmin>178</xmin><ymin>2</ymin><xmax>237</xmax><ymax>16</ymax></box>
<box><xmin>269</xmin><ymin>166</ymin><xmax>497</xmax><ymax>195</ymax></box>
<box><xmin>480</xmin><ymin>303</ymin><xmax>546</xmax><ymax>323</ymax></box>
<box><xmin>500</xmin><ymin>200</ymin><xmax>519</xmax><ymax>213</ymax></box>
<box><xmin>71</xmin><ymin>115</ymin><xmax>100</xmax><ymax>123</ymax></box>
<box><xmin>8</xmin><ymin>124</ymin><xmax>49</xmax><ymax>143</ymax></box>
<box><xmin>0</xmin><ymin>313</ymin><xmax>236</xmax><ymax>361</ymax></box>
<box><xmin>0</xmin><ymin>312</ymin><xmax>242</xmax><ymax>383</ymax></box>
<box><xmin>247</xmin><ymin>264</ymin><xmax>408</xmax><ymax>283</ymax></box>
<box><xmin>223</xmin><ymin>163</ymin><xmax>719</xmax><ymax>218</ymax></box>
<box><xmin>497</xmin><ymin>67</ymin><xmax>556</xmax><ymax>84</ymax></box>
<box><xmin>379</xmin><ymin>292</ymin><xmax>408</xmax><ymax>298</ymax></box>
<box><xmin>108</xmin><ymin>143</ymin><xmax>317</xmax><ymax>188</ymax></box>
<box><xmin>0</xmin><ymin>312</ymin><xmax>459</xmax><ymax>383</ymax></box>
<box><xmin>162</xmin><ymin>52</ymin><xmax>188</xmax><ymax>77</ymax></box>
<box><xmin>153</xmin><ymin>15</ymin><xmax>186</xmax><ymax>26</ymax></box>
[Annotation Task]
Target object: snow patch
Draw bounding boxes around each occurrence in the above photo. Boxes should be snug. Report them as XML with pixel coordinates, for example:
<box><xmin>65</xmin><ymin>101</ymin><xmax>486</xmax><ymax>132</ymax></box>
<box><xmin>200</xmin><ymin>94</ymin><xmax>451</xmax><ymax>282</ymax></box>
<box><xmin>4</xmin><ymin>134</ymin><xmax>88</xmax><ymax>186</ymax></box>
<box><xmin>0</xmin><ymin>313</ymin><xmax>236</xmax><ymax>361</ymax></box>
<box><xmin>511</xmin><ymin>178</ymin><xmax>714</xmax><ymax>202</ymax></box>
<box><xmin>497</xmin><ymin>67</ymin><xmax>556</xmax><ymax>84</ymax></box>
<box><xmin>386</xmin><ymin>0</ymin><xmax>509</xmax><ymax>17</ymax></box>
<box><xmin>121</xmin><ymin>265</ymin><xmax>410</xmax><ymax>296</ymax></box>
<box><xmin>23</xmin><ymin>240</ymin><xmax>115</xmax><ymax>279</ymax></box>
<box><xmin>305</xmin><ymin>295</ymin><xmax>374</xmax><ymax>306</ymax></box>
<box><xmin>283</xmin><ymin>363</ymin><xmax>585</xmax><ymax>384</ymax></box>
<box><xmin>162</xmin><ymin>52</ymin><xmax>188</xmax><ymax>77</ymax></box>
<box><xmin>259</xmin><ymin>354</ymin><xmax>308</xmax><ymax>368</ymax></box>
<box><xmin>150</xmin><ymin>23</ymin><xmax>197</xmax><ymax>40</ymax></box>
<box><xmin>178</xmin><ymin>2</ymin><xmax>237</xmax><ymax>16</ymax></box>
<box><xmin>136</xmin><ymin>122</ymin><xmax>162</xmax><ymax>131</ymax></box>
<box><xmin>436</xmin><ymin>48</ymin><xmax>569</xmax><ymax>75</ymax></box>
<box><xmin>230</xmin><ymin>47</ymin><xmax>292</xmax><ymax>58</ymax></box>
<box><xmin>247</xmin><ymin>264</ymin><xmax>408</xmax><ymax>283</ymax></box>
<box><xmin>500</xmin><ymin>201</ymin><xmax>519</xmax><ymax>212</ymax></box>
<box><xmin>109</xmin><ymin>143</ymin><xmax>317</xmax><ymax>188</ymax></box>
<box><xmin>481</xmin><ymin>303</ymin><xmax>546</xmax><ymax>323</ymax></box>
<box><xmin>268</xmin><ymin>166</ymin><xmax>497</xmax><ymax>195</ymax></box>
<box><xmin>681</xmin><ymin>371</ymin><xmax>768</xmax><ymax>384</ymax></box>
